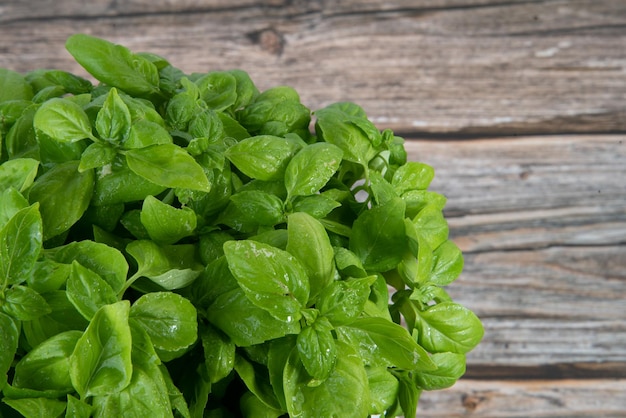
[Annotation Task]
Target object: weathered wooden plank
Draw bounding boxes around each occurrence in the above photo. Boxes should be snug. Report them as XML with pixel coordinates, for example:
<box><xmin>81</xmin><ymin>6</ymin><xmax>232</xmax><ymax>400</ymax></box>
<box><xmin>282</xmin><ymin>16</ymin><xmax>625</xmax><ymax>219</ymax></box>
<box><xmin>417</xmin><ymin>379</ymin><xmax>626</xmax><ymax>417</ymax></box>
<box><xmin>1</xmin><ymin>0</ymin><xmax>624</xmax><ymax>134</ymax></box>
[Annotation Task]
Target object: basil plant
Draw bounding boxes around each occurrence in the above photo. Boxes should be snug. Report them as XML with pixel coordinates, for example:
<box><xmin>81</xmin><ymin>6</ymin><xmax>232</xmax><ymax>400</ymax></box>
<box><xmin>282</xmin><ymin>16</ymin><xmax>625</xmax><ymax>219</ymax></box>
<box><xmin>0</xmin><ymin>34</ymin><xmax>483</xmax><ymax>417</ymax></box>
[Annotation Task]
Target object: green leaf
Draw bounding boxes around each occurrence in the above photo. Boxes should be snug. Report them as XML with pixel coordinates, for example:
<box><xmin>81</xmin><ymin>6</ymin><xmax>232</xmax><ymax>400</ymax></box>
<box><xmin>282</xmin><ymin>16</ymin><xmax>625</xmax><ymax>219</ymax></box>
<box><xmin>125</xmin><ymin>240</ymin><xmax>203</xmax><ymax>291</ymax></box>
<box><xmin>234</xmin><ymin>355</ymin><xmax>282</xmax><ymax>411</ymax></box>
<box><xmin>140</xmin><ymin>195</ymin><xmax>197</xmax><ymax>244</ymax></box>
<box><xmin>0</xmin><ymin>68</ymin><xmax>33</xmax><ymax>102</ymax></box>
<box><xmin>415</xmin><ymin>352</ymin><xmax>466</xmax><ymax>390</ymax></box>
<box><xmin>65</xmin><ymin>34</ymin><xmax>160</xmax><ymax>97</ymax></box>
<box><xmin>0</xmin><ymin>187</ymin><xmax>29</xmax><ymax>231</ymax></box>
<box><xmin>366</xmin><ymin>367</ymin><xmax>399</xmax><ymax>416</ymax></box>
<box><xmin>33</xmin><ymin>97</ymin><xmax>93</xmax><ymax>142</ymax></box>
<box><xmin>392</xmin><ymin>162</ymin><xmax>435</xmax><ymax>194</ymax></box>
<box><xmin>28</xmin><ymin>160</ymin><xmax>94</xmax><ymax>241</ymax></box>
<box><xmin>225</xmin><ymin>135</ymin><xmax>299</xmax><ymax>181</ymax></box>
<box><xmin>125</xmin><ymin>143</ymin><xmax>211</xmax><ymax>192</ymax></box>
<box><xmin>340</xmin><ymin>317</ymin><xmax>436</xmax><ymax>371</ymax></box>
<box><xmin>79</xmin><ymin>142</ymin><xmax>117</xmax><ymax>172</ymax></box>
<box><xmin>223</xmin><ymin>240</ymin><xmax>309</xmax><ymax>323</ymax></box>
<box><xmin>196</xmin><ymin>71</ymin><xmax>238</xmax><ymax>111</ymax></box>
<box><xmin>0</xmin><ymin>312</ymin><xmax>19</xmax><ymax>391</ymax></box>
<box><xmin>0</xmin><ymin>203</ymin><xmax>42</xmax><ymax>286</ymax></box>
<box><xmin>286</xmin><ymin>212</ymin><xmax>335</xmax><ymax>304</ymax></box>
<box><xmin>13</xmin><ymin>330</ymin><xmax>82</xmax><ymax>392</ymax></box>
<box><xmin>291</xmin><ymin>194</ymin><xmax>340</xmax><ymax>219</ymax></box>
<box><xmin>69</xmin><ymin>301</ymin><xmax>133</xmax><ymax>397</ymax></box>
<box><xmin>129</xmin><ymin>292</ymin><xmax>198</xmax><ymax>360</ymax></box>
<box><xmin>1</xmin><ymin>285</ymin><xmax>50</xmax><ymax>320</ymax></box>
<box><xmin>285</xmin><ymin>143</ymin><xmax>343</xmax><ymax>199</ymax></box>
<box><xmin>124</xmin><ymin>119</ymin><xmax>173</xmax><ymax>149</ymax></box>
<box><xmin>0</xmin><ymin>158</ymin><xmax>39</xmax><ymax>192</ymax></box>
<box><xmin>415</xmin><ymin>301</ymin><xmax>484</xmax><ymax>354</ymax></box>
<box><xmin>430</xmin><ymin>240</ymin><xmax>464</xmax><ymax>285</ymax></box>
<box><xmin>396</xmin><ymin>371</ymin><xmax>421</xmax><ymax>418</ymax></box>
<box><xmin>218</xmin><ymin>190</ymin><xmax>285</xmax><ymax>232</ymax></box>
<box><xmin>240</xmin><ymin>391</ymin><xmax>284</xmax><ymax>418</ymax></box>
<box><xmin>2</xmin><ymin>397</ymin><xmax>67</xmax><ymax>418</ymax></box>
<box><xmin>66</xmin><ymin>394</ymin><xmax>93</xmax><ymax>418</ymax></box>
<box><xmin>67</xmin><ymin>261</ymin><xmax>118</xmax><ymax>320</ymax></box>
<box><xmin>349</xmin><ymin>197</ymin><xmax>407</xmax><ymax>272</ymax></box>
<box><xmin>200</xmin><ymin>323</ymin><xmax>235</xmax><ymax>384</ymax></box>
<box><xmin>317</xmin><ymin>277</ymin><xmax>375</xmax><ymax>326</ymax></box>
<box><xmin>296</xmin><ymin>316</ymin><xmax>337</xmax><ymax>382</ymax></box>
<box><xmin>95</xmin><ymin>87</ymin><xmax>131</xmax><ymax>144</ymax></box>
<box><xmin>284</xmin><ymin>340</ymin><xmax>369</xmax><ymax>418</ymax></box>
<box><xmin>413</xmin><ymin>205</ymin><xmax>449</xmax><ymax>250</ymax></box>
<box><xmin>52</xmin><ymin>240</ymin><xmax>129</xmax><ymax>294</ymax></box>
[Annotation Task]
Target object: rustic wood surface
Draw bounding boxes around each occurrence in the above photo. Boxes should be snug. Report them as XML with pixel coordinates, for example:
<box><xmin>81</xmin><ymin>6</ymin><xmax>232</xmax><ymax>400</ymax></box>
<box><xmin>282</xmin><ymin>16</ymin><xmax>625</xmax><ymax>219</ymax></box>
<box><xmin>1</xmin><ymin>0</ymin><xmax>625</xmax><ymax>416</ymax></box>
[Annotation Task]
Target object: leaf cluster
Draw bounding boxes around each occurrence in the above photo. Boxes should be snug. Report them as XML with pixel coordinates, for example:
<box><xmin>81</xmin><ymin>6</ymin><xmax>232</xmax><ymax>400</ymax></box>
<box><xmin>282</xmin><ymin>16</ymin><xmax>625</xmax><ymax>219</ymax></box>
<box><xmin>0</xmin><ymin>34</ymin><xmax>483</xmax><ymax>417</ymax></box>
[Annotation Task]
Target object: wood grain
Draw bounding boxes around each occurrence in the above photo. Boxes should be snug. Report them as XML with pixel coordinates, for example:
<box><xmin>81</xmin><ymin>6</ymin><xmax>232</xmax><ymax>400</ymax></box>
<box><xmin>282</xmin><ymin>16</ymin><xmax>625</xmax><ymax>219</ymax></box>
<box><xmin>1</xmin><ymin>0</ymin><xmax>625</xmax><ymax>134</ymax></box>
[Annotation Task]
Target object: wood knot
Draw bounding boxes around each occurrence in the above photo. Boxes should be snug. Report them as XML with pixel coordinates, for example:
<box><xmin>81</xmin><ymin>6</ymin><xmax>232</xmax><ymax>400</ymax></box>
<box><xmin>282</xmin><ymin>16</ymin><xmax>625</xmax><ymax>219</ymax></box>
<box><xmin>247</xmin><ymin>28</ymin><xmax>285</xmax><ymax>56</ymax></box>
<box><xmin>462</xmin><ymin>393</ymin><xmax>486</xmax><ymax>412</ymax></box>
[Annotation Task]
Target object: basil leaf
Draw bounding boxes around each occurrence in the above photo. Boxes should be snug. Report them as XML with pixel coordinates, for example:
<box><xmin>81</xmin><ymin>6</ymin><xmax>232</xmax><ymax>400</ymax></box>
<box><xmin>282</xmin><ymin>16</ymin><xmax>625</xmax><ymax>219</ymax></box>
<box><xmin>0</xmin><ymin>203</ymin><xmax>42</xmax><ymax>286</ymax></box>
<box><xmin>285</xmin><ymin>142</ymin><xmax>343</xmax><ymax>200</ymax></box>
<box><xmin>392</xmin><ymin>161</ymin><xmax>435</xmax><ymax>194</ymax></box>
<box><xmin>291</xmin><ymin>194</ymin><xmax>340</xmax><ymax>219</ymax></box>
<box><xmin>13</xmin><ymin>330</ymin><xmax>82</xmax><ymax>392</ymax></box>
<box><xmin>367</xmin><ymin>367</ymin><xmax>399</xmax><ymax>415</ymax></box>
<box><xmin>415</xmin><ymin>352</ymin><xmax>466</xmax><ymax>390</ymax></box>
<box><xmin>66</xmin><ymin>394</ymin><xmax>93</xmax><ymax>417</ymax></box>
<box><xmin>28</xmin><ymin>160</ymin><xmax>94</xmax><ymax>241</ymax></box>
<box><xmin>0</xmin><ymin>157</ymin><xmax>39</xmax><ymax>192</ymax></box>
<box><xmin>2</xmin><ymin>398</ymin><xmax>67</xmax><ymax>418</ymax></box>
<box><xmin>317</xmin><ymin>277</ymin><xmax>375</xmax><ymax>326</ymax></box>
<box><xmin>93</xmin><ymin>88</ymin><xmax>129</xmax><ymax>146</ymax></box>
<box><xmin>412</xmin><ymin>205</ymin><xmax>449</xmax><ymax>250</ymax></box>
<box><xmin>224</xmin><ymin>240</ymin><xmax>309</xmax><ymax>323</ymax></box>
<box><xmin>430</xmin><ymin>240</ymin><xmax>464</xmax><ymax>286</ymax></box>
<box><xmin>70</xmin><ymin>301</ymin><xmax>133</xmax><ymax>397</ymax></box>
<box><xmin>225</xmin><ymin>135</ymin><xmax>299</xmax><ymax>181</ymax></box>
<box><xmin>218</xmin><ymin>190</ymin><xmax>285</xmax><ymax>232</ymax></box>
<box><xmin>126</xmin><ymin>143</ymin><xmax>211</xmax><ymax>192</ymax></box>
<box><xmin>33</xmin><ymin>97</ymin><xmax>94</xmax><ymax>143</ymax></box>
<box><xmin>124</xmin><ymin>119</ymin><xmax>173</xmax><ymax>149</ymax></box>
<box><xmin>296</xmin><ymin>316</ymin><xmax>337</xmax><ymax>382</ymax></box>
<box><xmin>1</xmin><ymin>285</ymin><xmax>50</xmax><ymax>320</ymax></box>
<box><xmin>349</xmin><ymin>197</ymin><xmax>407</xmax><ymax>272</ymax></box>
<box><xmin>200</xmin><ymin>323</ymin><xmax>235</xmax><ymax>384</ymax></box>
<box><xmin>0</xmin><ymin>312</ymin><xmax>19</xmax><ymax>391</ymax></box>
<box><xmin>140</xmin><ymin>195</ymin><xmax>197</xmax><ymax>244</ymax></box>
<box><xmin>284</xmin><ymin>340</ymin><xmax>369</xmax><ymax>418</ymax></box>
<box><xmin>0</xmin><ymin>68</ymin><xmax>33</xmax><ymax>102</ymax></box>
<box><xmin>196</xmin><ymin>71</ymin><xmax>238</xmax><ymax>111</ymax></box>
<box><xmin>415</xmin><ymin>301</ymin><xmax>484</xmax><ymax>354</ymax></box>
<box><xmin>66</xmin><ymin>34</ymin><xmax>160</xmax><ymax>97</ymax></box>
<box><xmin>79</xmin><ymin>142</ymin><xmax>117</xmax><ymax>172</ymax></box>
<box><xmin>0</xmin><ymin>187</ymin><xmax>29</xmax><ymax>231</ymax></box>
<box><xmin>66</xmin><ymin>261</ymin><xmax>118</xmax><ymax>320</ymax></box>
<box><xmin>286</xmin><ymin>212</ymin><xmax>335</xmax><ymax>304</ymax></box>
<box><xmin>234</xmin><ymin>355</ymin><xmax>283</xmax><ymax>411</ymax></box>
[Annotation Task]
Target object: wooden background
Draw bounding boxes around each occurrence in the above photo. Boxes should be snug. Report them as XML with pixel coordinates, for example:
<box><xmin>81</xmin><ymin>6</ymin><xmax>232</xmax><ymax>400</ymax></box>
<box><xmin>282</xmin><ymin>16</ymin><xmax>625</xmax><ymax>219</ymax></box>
<box><xmin>1</xmin><ymin>0</ymin><xmax>625</xmax><ymax>416</ymax></box>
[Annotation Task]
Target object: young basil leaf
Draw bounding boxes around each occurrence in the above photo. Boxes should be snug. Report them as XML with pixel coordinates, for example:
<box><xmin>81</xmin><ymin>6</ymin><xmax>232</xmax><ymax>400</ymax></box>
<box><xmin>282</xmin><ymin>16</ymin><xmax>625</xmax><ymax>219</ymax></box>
<box><xmin>196</xmin><ymin>71</ymin><xmax>238</xmax><ymax>111</ymax></box>
<box><xmin>392</xmin><ymin>161</ymin><xmax>435</xmax><ymax>194</ymax></box>
<box><xmin>0</xmin><ymin>188</ymin><xmax>29</xmax><ymax>232</ymax></box>
<box><xmin>349</xmin><ymin>197</ymin><xmax>407</xmax><ymax>272</ymax></box>
<box><xmin>26</xmin><ymin>258</ymin><xmax>71</xmax><ymax>294</ymax></box>
<box><xmin>333</xmin><ymin>247</ymin><xmax>368</xmax><ymax>279</ymax></box>
<box><xmin>123</xmin><ymin>119</ymin><xmax>173</xmax><ymax>149</ymax></box>
<box><xmin>430</xmin><ymin>240</ymin><xmax>464</xmax><ymax>286</ymax></box>
<box><xmin>69</xmin><ymin>301</ymin><xmax>133</xmax><ymax>397</ymax></box>
<box><xmin>2</xmin><ymin>397</ymin><xmax>67</xmax><ymax>418</ymax></box>
<box><xmin>65</xmin><ymin>34</ymin><xmax>160</xmax><ymax>97</ymax></box>
<box><xmin>95</xmin><ymin>87</ymin><xmax>132</xmax><ymax>144</ymax></box>
<box><xmin>79</xmin><ymin>142</ymin><xmax>117</xmax><ymax>172</ymax></box>
<box><xmin>0</xmin><ymin>157</ymin><xmax>39</xmax><ymax>192</ymax></box>
<box><xmin>206</xmin><ymin>287</ymin><xmax>300</xmax><ymax>347</ymax></box>
<box><xmin>286</xmin><ymin>212</ymin><xmax>335</xmax><ymax>305</ymax></box>
<box><xmin>1</xmin><ymin>285</ymin><xmax>51</xmax><ymax>320</ymax></box>
<box><xmin>125</xmin><ymin>143</ymin><xmax>211</xmax><ymax>192</ymax></box>
<box><xmin>66</xmin><ymin>394</ymin><xmax>93</xmax><ymax>418</ymax></box>
<box><xmin>412</xmin><ymin>205</ymin><xmax>449</xmax><ymax>250</ymax></box>
<box><xmin>130</xmin><ymin>292</ymin><xmax>198</xmax><ymax>361</ymax></box>
<box><xmin>218</xmin><ymin>190</ymin><xmax>285</xmax><ymax>232</ymax></box>
<box><xmin>228</xmin><ymin>69</ymin><xmax>259</xmax><ymax>110</ymax></box>
<box><xmin>165</xmin><ymin>89</ymin><xmax>198</xmax><ymax>131</ymax></box>
<box><xmin>396</xmin><ymin>370</ymin><xmax>421</xmax><ymax>418</ymax></box>
<box><xmin>0</xmin><ymin>203</ymin><xmax>42</xmax><ymax>287</ymax></box>
<box><xmin>33</xmin><ymin>97</ymin><xmax>94</xmax><ymax>143</ymax></box>
<box><xmin>290</xmin><ymin>194</ymin><xmax>341</xmax><ymax>219</ymax></box>
<box><xmin>125</xmin><ymin>240</ymin><xmax>203</xmax><ymax>291</ymax></box>
<box><xmin>5</xmin><ymin>105</ymin><xmax>40</xmax><ymax>160</ymax></box>
<box><xmin>415</xmin><ymin>352</ymin><xmax>466</xmax><ymax>390</ymax></box>
<box><xmin>223</xmin><ymin>240</ymin><xmax>309</xmax><ymax>323</ymax></box>
<box><xmin>28</xmin><ymin>160</ymin><xmax>94</xmax><ymax>241</ymax></box>
<box><xmin>402</xmin><ymin>190</ymin><xmax>447</xmax><ymax>219</ymax></box>
<box><xmin>340</xmin><ymin>317</ymin><xmax>436</xmax><ymax>371</ymax></box>
<box><xmin>284</xmin><ymin>143</ymin><xmax>343</xmax><ymax>200</ymax></box>
<box><xmin>0</xmin><ymin>312</ymin><xmax>19</xmax><ymax>391</ymax></box>
<box><xmin>52</xmin><ymin>240</ymin><xmax>129</xmax><ymax>294</ymax></box>
<box><xmin>415</xmin><ymin>301</ymin><xmax>485</xmax><ymax>354</ymax></box>
<box><xmin>224</xmin><ymin>135</ymin><xmax>300</xmax><ymax>181</ymax></box>
<box><xmin>200</xmin><ymin>323</ymin><xmax>235</xmax><ymax>384</ymax></box>
<box><xmin>296</xmin><ymin>316</ymin><xmax>337</xmax><ymax>382</ymax></box>
<box><xmin>234</xmin><ymin>355</ymin><xmax>283</xmax><ymax>412</ymax></box>
<box><xmin>140</xmin><ymin>195</ymin><xmax>197</xmax><ymax>244</ymax></box>
<box><xmin>66</xmin><ymin>261</ymin><xmax>118</xmax><ymax>320</ymax></box>
<box><xmin>12</xmin><ymin>330</ymin><xmax>82</xmax><ymax>392</ymax></box>
<box><xmin>283</xmin><ymin>340</ymin><xmax>369</xmax><ymax>418</ymax></box>
<box><xmin>317</xmin><ymin>277</ymin><xmax>375</xmax><ymax>326</ymax></box>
